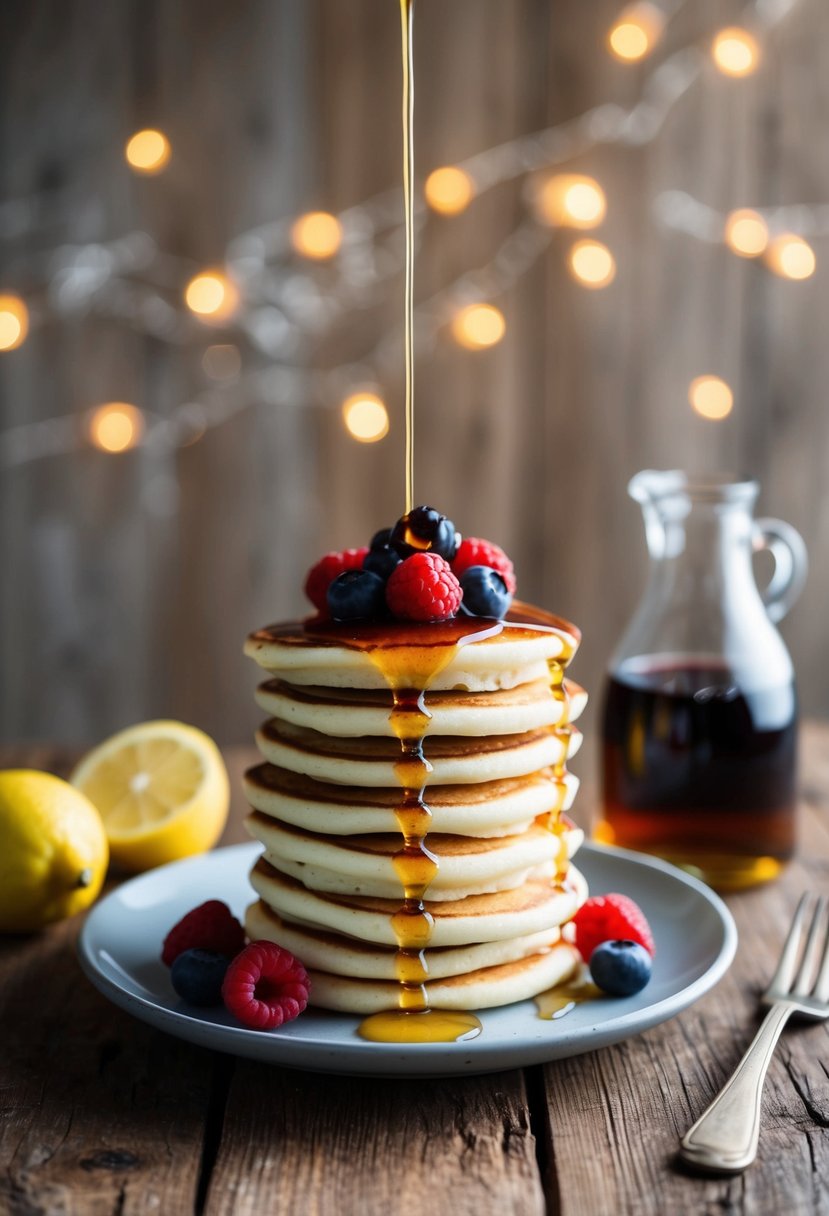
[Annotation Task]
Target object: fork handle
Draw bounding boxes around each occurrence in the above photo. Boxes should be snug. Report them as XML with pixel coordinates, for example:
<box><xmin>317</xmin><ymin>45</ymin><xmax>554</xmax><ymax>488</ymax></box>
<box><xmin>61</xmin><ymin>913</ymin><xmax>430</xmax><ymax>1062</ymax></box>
<box><xmin>678</xmin><ymin>1001</ymin><xmax>794</xmax><ymax>1173</ymax></box>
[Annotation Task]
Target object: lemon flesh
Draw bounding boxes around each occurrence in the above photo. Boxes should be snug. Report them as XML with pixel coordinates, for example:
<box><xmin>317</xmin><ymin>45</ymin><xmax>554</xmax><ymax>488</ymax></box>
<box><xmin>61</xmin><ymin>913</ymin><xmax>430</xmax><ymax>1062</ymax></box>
<box><xmin>0</xmin><ymin>770</ymin><xmax>109</xmax><ymax>933</ymax></box>
<box><xmin>71</xmin><ymin>720</ymin><xmax>229</xmax><ymax>872</ymax></box>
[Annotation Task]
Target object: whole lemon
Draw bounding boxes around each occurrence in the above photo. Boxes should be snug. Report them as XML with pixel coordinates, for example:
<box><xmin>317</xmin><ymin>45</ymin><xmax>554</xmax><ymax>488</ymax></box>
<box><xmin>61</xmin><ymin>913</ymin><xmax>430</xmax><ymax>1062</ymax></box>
<box><xmin>0</xmin><ymin>770</ymin><xmax>109</xmax><ymax>933</ymax></box>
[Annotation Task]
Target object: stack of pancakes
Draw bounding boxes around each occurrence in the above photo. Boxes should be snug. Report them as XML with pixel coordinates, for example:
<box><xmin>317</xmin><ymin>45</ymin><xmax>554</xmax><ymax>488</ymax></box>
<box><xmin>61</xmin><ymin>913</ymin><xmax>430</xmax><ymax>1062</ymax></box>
<box><xmin>243</xmin><ymin>610</ymin><xmax>588</xmax><ymax>1014</ymax></box>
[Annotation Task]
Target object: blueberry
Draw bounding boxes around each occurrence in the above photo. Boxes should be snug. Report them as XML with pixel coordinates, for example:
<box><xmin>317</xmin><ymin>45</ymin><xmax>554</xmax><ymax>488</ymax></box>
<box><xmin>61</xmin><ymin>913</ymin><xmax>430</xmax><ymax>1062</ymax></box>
<box><xmin>327</xmin><ymin>568</ymin><xmax>386</xmax><ymax>620</ymax></box>
<box><xmin>588</xmin><ymin>940</ymin><xmax>652</xmax><ymax>997</ymax></box>
<box><xmin>363</xmin><ymin>545</ymin><xmax>402</xmax><ymax>580</ymax></box>
<box><xmin>390</xmin><ymin>506</ymin><xmax>460</xmax><ymax>561</ymax></box>
<box><xmin>459</xmin><ymin>565</ymin><xmax>512</xmax><ymax>618</ymax></box>
<box><xmin>370</xmin><ymin>527</ymin><xmax>394</xmax><ymax>552</ymax></box>
<box><xmin>170</xmin><ymin>948</ymin><xmax>229</xmax><ymax>1006</ymax></box>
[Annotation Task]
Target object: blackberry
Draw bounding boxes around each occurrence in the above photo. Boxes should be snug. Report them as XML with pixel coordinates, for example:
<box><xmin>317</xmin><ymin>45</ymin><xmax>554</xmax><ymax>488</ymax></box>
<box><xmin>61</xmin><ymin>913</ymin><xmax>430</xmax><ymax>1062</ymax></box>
<box><xmin>390</xmin><ymin>505</ymin><xmax>460</xmax><ymax>561</ymax></box>
<box><xmin>327</xmin><ymin>568</ymin><xmax>386</xmax><ymax>621</ymax></box>
<box><xmin>459</xmin><ymin>565</ymin><xmax>512</xmax><ymax>618</ymax></box>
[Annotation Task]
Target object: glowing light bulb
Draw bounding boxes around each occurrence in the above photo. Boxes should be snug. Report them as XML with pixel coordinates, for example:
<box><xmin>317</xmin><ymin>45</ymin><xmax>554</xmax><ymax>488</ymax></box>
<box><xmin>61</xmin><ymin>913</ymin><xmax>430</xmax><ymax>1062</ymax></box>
<box><xmin>0</xmin><ymin>295</ymin><xmax>29</xmax><ymax>352</ymax></box>
<box><xmin>291</xmin><ymin>211</ymin><xmax>343</xmax><ymax>260</ymax></box>
<box><xmin>724</xmin><ymin>209</ymin><xmax>769</xmax><ymax>257</ymax></box>
<box><xmin>568</xmin><ymin>240</ymin><xmax>616</xmax><ymax>288</ymax></box>
<box><xmin>342</xmin><ymin>392</ymin><xmax>389</xmax><ymax>443</ymax></box>
<box><xmin>535</xmin><ymin>175</ymin><xmax>606</xmax><ymax>229</ymax></box>
<box><xmin>89</xmin><ymin>402</ymin><xmax>144</xmax><ymax>452</ymax></box>
<box><xmin>451</xmin><ymin>303</ymin><xmax>506</xmax><ymax>350</ymax></box>
<box><xmin>184</xmin><ymin>271</ymin><xmax>240</xmax><ymax>321</ymax></box>
<box><xmin>125</xmin><ymin>129</ymin><xmax>171</xmax><ymax>174</ymax></box>
<box><xmin>608</xmin><ymin>3</ymin><xmax>665</xmax><ymax>62</ymax></box>
<box><xmin>689</xmin><ymin>376</ymin><xmax>734</xmax><ymax>420</ymax></box>
<box><xmin>712</xmin><ymin>28</ymin><xmax>760</xmax><ymax>77</ymax></box>
<box><xmin>766</xmin><ymin>234</ymin><xmax>816</xmax><ymax>280</ymax></box>
<box><xmin>424</xmin><ymin>166</ymin><xmax>475</xmax><ymax>215</ymax></box>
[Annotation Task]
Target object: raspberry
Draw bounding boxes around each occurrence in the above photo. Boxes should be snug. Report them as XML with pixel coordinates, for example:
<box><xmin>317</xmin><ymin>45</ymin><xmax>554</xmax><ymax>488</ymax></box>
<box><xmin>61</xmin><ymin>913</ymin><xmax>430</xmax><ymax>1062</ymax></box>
<box><xmin>572</xmin><ymin>894</ymin><xmax>655</xmax><ymax>963</ymax></box>
<box><xmin>222</xmin><ymin>940</ymin><xmax>310</xmax><ymax>1030</ymax></box>
<box><xmin>385</xmin><ymin>552</ymin><xmax>462</xmax><ymax>622</ymax></box>
<box><xmin>452</xmin><ymin>537</ymin><xmax>516</xmax><ymax>595</ymax></box>
<box><xmin>162</xmin><ymin>900</ymin><xmax>245</xmax><ymax>967</ymax></box>
<box><xmin>304</xmin><ymin>548</ymin><xmax>368</xmax><ymax>613</ymax></box>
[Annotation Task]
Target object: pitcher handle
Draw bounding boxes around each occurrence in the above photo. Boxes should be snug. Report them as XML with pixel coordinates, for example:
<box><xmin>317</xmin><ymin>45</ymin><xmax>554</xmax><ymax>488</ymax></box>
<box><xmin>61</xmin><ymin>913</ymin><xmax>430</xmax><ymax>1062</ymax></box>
<box><xmin>753</xmin><ymin>518</ymin><xmax>808</xmax><ymax>624</ymax></box>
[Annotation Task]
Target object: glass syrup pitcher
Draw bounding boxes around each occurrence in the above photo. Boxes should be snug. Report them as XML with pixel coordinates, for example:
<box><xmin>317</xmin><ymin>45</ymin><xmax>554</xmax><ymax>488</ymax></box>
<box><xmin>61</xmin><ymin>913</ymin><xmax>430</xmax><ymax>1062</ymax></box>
<box><xmin>597</xmin><ymin>470</ymin><xmax>808</xmax><ymax>891</ymax></box>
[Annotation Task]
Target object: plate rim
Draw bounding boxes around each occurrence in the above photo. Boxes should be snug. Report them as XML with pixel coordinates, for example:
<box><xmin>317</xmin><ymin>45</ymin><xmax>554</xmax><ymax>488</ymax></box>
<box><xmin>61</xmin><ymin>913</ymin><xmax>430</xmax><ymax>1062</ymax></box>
<box><xmin>77</xmin><ymin>840</ymin><xmax>738</xmax><ymax>1076</ymax></box>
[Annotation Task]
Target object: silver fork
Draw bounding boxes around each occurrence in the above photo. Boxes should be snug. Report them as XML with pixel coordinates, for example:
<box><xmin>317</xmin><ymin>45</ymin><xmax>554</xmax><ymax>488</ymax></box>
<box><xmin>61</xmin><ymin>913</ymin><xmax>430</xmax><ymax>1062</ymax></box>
<box><xmin>679</xmin><ymin>892</ymin><xmax>829</xmax><ymax>1174</ymax></box>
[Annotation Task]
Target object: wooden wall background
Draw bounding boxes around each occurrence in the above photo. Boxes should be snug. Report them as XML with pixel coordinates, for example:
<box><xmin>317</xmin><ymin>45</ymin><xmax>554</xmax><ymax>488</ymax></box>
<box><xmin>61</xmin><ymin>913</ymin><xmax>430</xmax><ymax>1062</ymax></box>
<box><xmin>2</xmin><ymin>0</ymin><xmax>828</xmax><ymax>764</ymax></box>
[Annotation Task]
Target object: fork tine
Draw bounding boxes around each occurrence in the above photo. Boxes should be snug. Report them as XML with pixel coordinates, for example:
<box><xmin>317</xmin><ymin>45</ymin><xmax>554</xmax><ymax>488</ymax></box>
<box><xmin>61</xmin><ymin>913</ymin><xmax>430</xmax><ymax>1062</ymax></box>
<box><xmin>769</xmin><ymin>893</ymin><xmax>811</xmax><ymax>993</ymax></box>
<box><xmin>811</xmin><ymin>903</ymin><xmax>829</xmax><ymax>1003</ymax></box>
<box><xmin>793</xmin><ymin>896</ymin><xmax>827</xmax><ymax>996</ymax></box>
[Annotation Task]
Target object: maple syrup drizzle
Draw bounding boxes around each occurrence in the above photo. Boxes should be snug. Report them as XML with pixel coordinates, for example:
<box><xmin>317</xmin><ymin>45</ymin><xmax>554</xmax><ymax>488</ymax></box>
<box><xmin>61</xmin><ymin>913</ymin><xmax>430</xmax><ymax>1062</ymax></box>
<box><xmin>400</xmin><ymin>0</ymin><xmax>416</xmax><ymax>515</ymax></box>
<box><xmin>358</xmin><ymin>633</ymin><xmax>486</xmax><ymax>1043</ymax></box>
<box><xmin>535</xmin><ymin>980</ymin><xmax>601</xmax><ymax>1021</ymax></box>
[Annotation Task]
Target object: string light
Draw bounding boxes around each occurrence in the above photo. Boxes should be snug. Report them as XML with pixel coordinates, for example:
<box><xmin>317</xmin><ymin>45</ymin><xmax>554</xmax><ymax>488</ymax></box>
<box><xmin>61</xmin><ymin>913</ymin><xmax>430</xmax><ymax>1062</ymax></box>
<box><xmin>342</xmin><ymin>391</ymin><xmax>389</xmax><ymax>443</ymax></box>
<box><xmin>766</xmin><ymin>233</ymin><xmax>816</xmax><ymax>279</ymax></box>
<box><xmin>724</xmin><ymin>208</ymin><xmax>769</xmax><ymax>257</ymax></box>
<box><xmin>125</xmin><ymin>129</ymin><xmax>171</xmax><ymax>175</ymax></box>
<box><xmin>568</xmin><ymin>240</ymin><xmax>616</xmax><ymax>288</ymax></box>
<box><xmin>451</xmin><ymin>303</ymin><xmax>506</xmax><ymax>350</ymax></box>
<box><xmin>534</xmin><ymin>175</ymin><xmax>606</xmax><ymax>229</ymax></box>
<box><xmin>689</xmin><ymin>375</ymin><xmax>734</xmax><ymax>420</ymax></box>
<box><xmin>608</xmin><ymin>3</ymin><xmax>666</xmax><ymax>62</ymax></box>
<box><xmin>88</xmin><ymin>403</ymin><xmax>144</xmax><ymax>452</ymax></box>
<box><xmin>711</xmin><ymin>28</ymin><xmax>760</xmax><ymax>77</ymax></box>
<box><xmin>290</xmin><ymin>211</ymin><xmax>343</xmax><ymax>260</ymax></box>
<box><xmin>184</xmin><ymin>271</ymin><xmax>240</xmax><ymax>321</ymax></box>
<box><xmin>0</xmin><ymin>295</ymin><xmax>29</xmax><ymax>352</ymax></box>
<box><xmin>424</xmin><ymin>166</ymin><xmax>475</xmax><ymax>215</ymax></box>
<box><xmin>202</xmin><ymin>344</ymin><xmax>242</xmax><ymax>380</ymax></box>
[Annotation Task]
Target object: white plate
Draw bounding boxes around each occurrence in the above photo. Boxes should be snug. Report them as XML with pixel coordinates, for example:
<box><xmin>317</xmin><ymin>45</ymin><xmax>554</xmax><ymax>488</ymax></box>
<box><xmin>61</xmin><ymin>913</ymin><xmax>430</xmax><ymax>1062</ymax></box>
<box><xmin>78</xmin><ymin>841</ymin><xmax>737</xmax><ymax>1077</ymax></box>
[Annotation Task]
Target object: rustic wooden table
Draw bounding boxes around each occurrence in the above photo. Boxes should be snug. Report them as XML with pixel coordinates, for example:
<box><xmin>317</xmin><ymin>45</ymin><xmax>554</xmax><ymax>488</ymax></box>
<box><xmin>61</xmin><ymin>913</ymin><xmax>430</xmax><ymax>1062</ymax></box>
<box><xmin>2</xmin><ymin>729</ymin><xmax>828</xmax><ymax>1216</ymax></box>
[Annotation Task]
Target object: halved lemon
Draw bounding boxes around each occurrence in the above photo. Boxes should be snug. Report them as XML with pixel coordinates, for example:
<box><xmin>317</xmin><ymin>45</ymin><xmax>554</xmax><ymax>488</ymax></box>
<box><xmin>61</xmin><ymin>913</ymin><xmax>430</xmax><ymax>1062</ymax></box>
<box><xmin>71</xmin><ymin>721</ymin><xmax>230</xmax><ymax>872</ymax></box>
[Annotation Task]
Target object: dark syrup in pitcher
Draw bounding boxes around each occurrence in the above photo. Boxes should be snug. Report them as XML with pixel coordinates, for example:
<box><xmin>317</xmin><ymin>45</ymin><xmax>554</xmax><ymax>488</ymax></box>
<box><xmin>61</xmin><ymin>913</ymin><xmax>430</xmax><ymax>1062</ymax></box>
<box><xmin>597</xmin><ymin>658</ymin><xmax>797</xmax><ymax>890</ymax></box>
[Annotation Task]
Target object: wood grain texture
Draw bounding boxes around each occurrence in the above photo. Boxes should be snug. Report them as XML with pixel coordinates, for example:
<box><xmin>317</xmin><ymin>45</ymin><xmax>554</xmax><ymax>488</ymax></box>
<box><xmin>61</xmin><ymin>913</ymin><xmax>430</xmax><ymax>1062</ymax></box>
<box><xmin>204</xmin><ymin>1067</ymin><xmax>543</xmax><ymax>1216</ymax></box>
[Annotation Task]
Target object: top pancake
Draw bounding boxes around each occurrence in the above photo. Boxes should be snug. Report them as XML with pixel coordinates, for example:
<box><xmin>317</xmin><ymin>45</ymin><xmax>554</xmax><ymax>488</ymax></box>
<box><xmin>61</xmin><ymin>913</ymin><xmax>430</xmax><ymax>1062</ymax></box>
<box><xmin>245</xmin><ymin>603</ymin><xmax>579</xmax><ymax>692</ymax></box>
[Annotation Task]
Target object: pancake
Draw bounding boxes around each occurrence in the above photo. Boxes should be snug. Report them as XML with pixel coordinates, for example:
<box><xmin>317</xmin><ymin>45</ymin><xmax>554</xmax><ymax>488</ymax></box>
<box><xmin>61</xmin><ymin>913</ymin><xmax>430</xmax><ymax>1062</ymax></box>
<box><xmin>244</xmin><ymin>605</ymin><xmax>578</xmax><ymax>693</ymax></box>
<box><xmin>243</xmin><ymin>763</ymin><xmax>580</xmax><ymax>837</ymax></box>
<box><xmin>255</xmin><ymin>718</ymin><xmax>582</xmax><ymax>787</ymax></box>
<box><xmin>249</xmin><ymin>856</ymin><xmax>588</xmax><ymax>948</ymax></box>
<box><xmin>303</xmin><ymin>944</ymin><xmax>582</xmax><ymax>1013</ymax></box>
<box><xmin>245</xmin><ymin>812</ymin><xmax>584</xmax><ymax>900</ymax></box>
<box><xmin>255</xmin><ymin>676</ymin><xmax>587</xmax><ymax>739</ymax></box>
<box><xmin>246</xmin><ymin>899</ymin><xmax>570</xmax><ymax>980</ymax></box>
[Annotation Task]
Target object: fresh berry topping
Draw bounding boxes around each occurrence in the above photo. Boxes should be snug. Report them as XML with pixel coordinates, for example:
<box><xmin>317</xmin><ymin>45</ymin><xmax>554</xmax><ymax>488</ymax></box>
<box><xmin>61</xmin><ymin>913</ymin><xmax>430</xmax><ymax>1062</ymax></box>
<box><xmin>222</xmin><ymin>940</ymin><xmax>310</xmax><ymax>1030</ymax></box>
<box><xmin>589</xmin><ymin>940</ymin><xmax>653</xmax><ymax>997</ymax></box>
<box><xmin>452</xmin><ymin>537</ymin><xmax>516</xmax><ymax>595</ymax></box>
<box><xmin>304</xmin><ymin>549</ymin><xmax>369</xmax><ymax>613</ymax></box>
<box><xmin>327</xmin><ymin>568</ymin><xmax>387</xmax><ymax>620</ymax></box>
<box><xmin>459</xmin><ymin>565</ymin><xmax>512</xmax><ymax>618</ymax></box>
<box><xmin>390</xmin><ymin>506</ymin><xmax>460</xmax><ymax>562</ymax></box>
<box><xmin>170</xmin><ymin>949</ymin><xmax>230</xmax><ymax>1006</ymax></box>
<box><xmin>572</xmin><ymin>893</ymin><xmax>655</xmax><ymax>964</ymax></box>
<box><xmin>363</xmin><ymin>545</ymin><xmax>402</xmax><ymax>581</ymax></box>
<box><xmin>162</xmin><ymin>900</ymin><xmax>246</xmax><ymax>967</ymax></box>
<box><xmin>385</xmin><ymin>552</ymin><xmax>463</xmax><ymax>622</ymax></box>
<box><xmin>370</xmin><ymin>527</ymin><xmax>394</xmax><ymax>551</ymax></box>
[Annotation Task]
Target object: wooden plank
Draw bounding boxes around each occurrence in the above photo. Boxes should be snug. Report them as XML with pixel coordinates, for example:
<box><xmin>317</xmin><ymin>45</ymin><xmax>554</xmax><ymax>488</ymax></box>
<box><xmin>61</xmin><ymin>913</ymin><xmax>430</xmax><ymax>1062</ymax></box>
<box><xmin>204</xmin><ymin>1065</ymin><xmax>543</xmax><ymax>1216</ymax></box>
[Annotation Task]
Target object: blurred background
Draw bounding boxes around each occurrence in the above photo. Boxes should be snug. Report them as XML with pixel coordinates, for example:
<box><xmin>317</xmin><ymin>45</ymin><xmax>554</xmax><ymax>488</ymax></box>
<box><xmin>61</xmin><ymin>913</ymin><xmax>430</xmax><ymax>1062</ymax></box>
<box><xmin>1</xmin><ymin>0</ymin><xmax>827</xmax><ymax>751</ymax></box>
